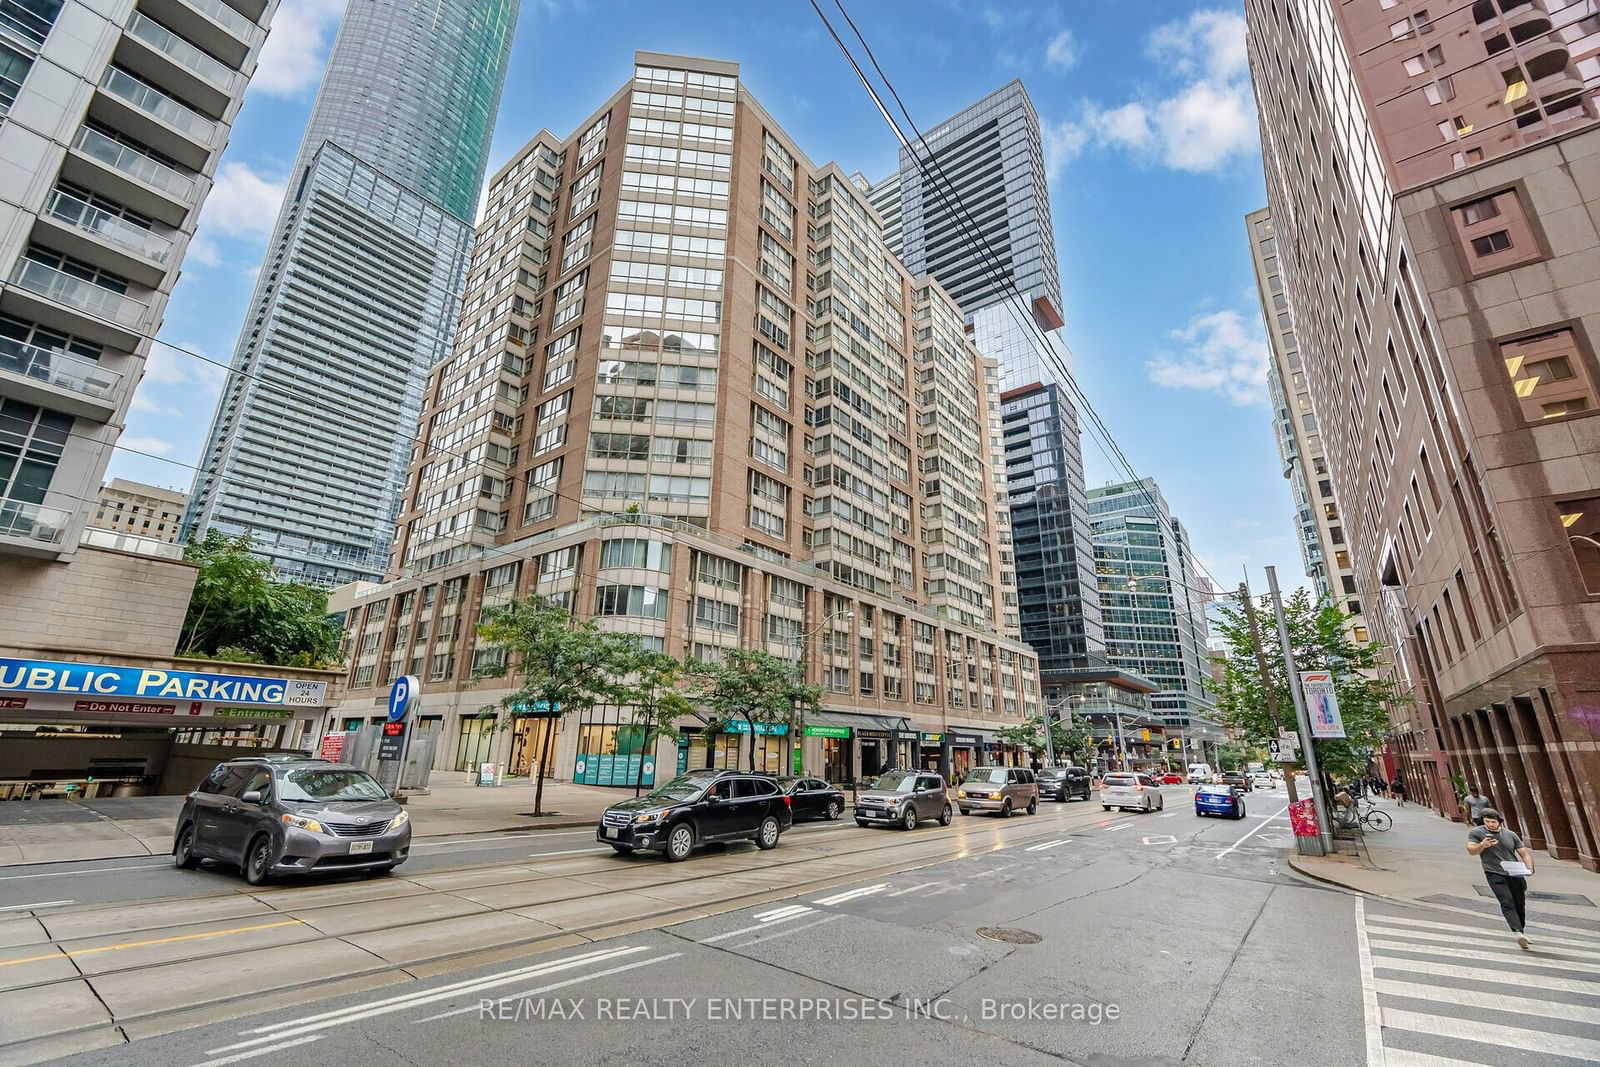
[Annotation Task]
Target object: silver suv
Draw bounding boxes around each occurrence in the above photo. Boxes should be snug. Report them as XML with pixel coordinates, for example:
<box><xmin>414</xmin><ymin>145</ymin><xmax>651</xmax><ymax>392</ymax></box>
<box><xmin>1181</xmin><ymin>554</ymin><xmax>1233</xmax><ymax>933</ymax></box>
<box><xmin>173</xmin><ymin>757</ymin><xmax>411</xmax><ymax>885</ymax></box>
<box><xmin>855</xmin><ymin>770</ymin><xmax>953</xmax><ymax>830</ymax></box>
<box><xmin>958</xmin><ymin>766</ymin><xmax>1039</xmax><ymax>817</ymax></box>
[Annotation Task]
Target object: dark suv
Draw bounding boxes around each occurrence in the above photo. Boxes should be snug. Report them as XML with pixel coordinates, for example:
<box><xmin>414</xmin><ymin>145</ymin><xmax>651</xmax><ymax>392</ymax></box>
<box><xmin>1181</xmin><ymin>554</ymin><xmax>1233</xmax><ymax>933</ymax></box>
<box><xmin>173</xmin><ymin>757</ymin><xmax>411</xmax><ymax>885</ymax></box>
<box><xmin>1220</xmin><ymin>770</ymin><xmax>1253</xmax><ymax>793</ymax></box>
<box><xmin>597</xmin><ymin>768</ymin><xmax>793</xmax><ymax>861</ymax></box>
<box><xmin>1038</xmin><ymin>766</ymin><xmax>1092</xmax><ymax>802</ymax></box>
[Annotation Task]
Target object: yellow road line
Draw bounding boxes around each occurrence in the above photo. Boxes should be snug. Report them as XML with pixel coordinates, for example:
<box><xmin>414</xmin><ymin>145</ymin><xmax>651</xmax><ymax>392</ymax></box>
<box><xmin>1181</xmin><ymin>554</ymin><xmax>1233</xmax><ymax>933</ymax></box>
<box><xmin>0</xmin><ymin>918</ymin><xmax>305</xmax><ymax>968</ymax></box>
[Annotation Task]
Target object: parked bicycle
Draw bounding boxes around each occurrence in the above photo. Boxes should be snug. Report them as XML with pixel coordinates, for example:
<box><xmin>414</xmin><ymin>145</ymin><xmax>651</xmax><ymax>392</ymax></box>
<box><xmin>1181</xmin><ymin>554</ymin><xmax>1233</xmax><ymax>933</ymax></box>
<box><xmin>1332</xmin><ymin>796</ymin><xmax>1391</xmax><ymax>832</ymax></box>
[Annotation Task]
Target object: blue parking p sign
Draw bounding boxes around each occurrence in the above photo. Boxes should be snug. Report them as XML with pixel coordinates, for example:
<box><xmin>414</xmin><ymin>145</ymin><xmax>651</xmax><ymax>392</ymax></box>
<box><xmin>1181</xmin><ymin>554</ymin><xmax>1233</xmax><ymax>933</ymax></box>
<box><xmin>388</xmin><ymin>675</ymin><xmax>419</xmax><ymax>723</ymax></box>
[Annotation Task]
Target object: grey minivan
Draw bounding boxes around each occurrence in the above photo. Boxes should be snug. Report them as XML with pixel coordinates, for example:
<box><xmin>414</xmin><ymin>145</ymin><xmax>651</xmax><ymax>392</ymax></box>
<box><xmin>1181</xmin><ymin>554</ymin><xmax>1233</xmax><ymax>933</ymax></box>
<box><xmin>173</xmin><ymin>757</ymin><xmax>411</xmax><ymax>885</ymax></box>
<box><xmin>957</xmin><ymin>766</ymin><xmax>1039</xmax><ymax>816</ymax></box>
<box><xmin>855</xmin><ymin>770</ymin><xmax>953</xmax><ymax>830</ymax></box>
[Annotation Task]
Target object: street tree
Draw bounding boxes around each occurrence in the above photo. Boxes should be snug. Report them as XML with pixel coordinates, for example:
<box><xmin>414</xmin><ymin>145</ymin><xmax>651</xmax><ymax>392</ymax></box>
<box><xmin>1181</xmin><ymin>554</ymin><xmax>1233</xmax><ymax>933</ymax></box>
<box><xmin>179</xmin><ymin>529</ymin><xmax>341</xmax><ymax>667</ymax></box>
<box><xmin>612</xmin><ymin>645</ymin><xmax>692</xmax><ymax>796</ymax></box>
<box><xmin>474</xmin><ymin>595</ymin><xmax>639</xmax><ymax>815</ymax></box>
<box><xmin>1212</xmin><ymin>587</ymin><xmax>1406</xmax><ymax>779</ymax></box>
<box><xmin>684</xmin><ymin>648</ymin><xmax>821</xmax><ymax>773</ymax></box>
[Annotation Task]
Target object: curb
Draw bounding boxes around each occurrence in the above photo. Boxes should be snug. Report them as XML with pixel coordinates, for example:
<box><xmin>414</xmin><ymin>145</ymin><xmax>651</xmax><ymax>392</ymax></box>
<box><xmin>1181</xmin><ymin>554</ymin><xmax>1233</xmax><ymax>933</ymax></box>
<box><xmin>1286</xmin><ymin>853</ymin><xmax>1436</xmax><ymax>911</ymax></box>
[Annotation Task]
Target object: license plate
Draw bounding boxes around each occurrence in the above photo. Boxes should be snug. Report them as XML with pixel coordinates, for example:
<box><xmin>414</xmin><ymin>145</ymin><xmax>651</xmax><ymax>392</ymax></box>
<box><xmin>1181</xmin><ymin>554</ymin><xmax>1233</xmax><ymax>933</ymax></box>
<box><xmin>349</xmin><ymin>841</ymin><xmax>373</xmax><ymax>854</ymax></box>
<box><xmin>604</xmin><ymin>826</ymin><xmax>620</xmax><ymax>839</ymax></box>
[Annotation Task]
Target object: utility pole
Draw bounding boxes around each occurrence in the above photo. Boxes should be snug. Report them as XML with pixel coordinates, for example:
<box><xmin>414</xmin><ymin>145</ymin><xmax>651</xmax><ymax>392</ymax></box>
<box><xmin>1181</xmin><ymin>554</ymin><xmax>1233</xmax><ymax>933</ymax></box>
<box><xmin>1239</xmin><ymin>577</ymin><xmax>1298</xmax><ymax>807</ymax></box>
<box><xmin>1267</xmin><ymin>566</ymin><xmax>1334</xmax><ymax>853</ymax></box>
<box><xmin>1041</xmin><ymin>698</ymin><xmax>1058</xmax><ymax>767</ymax></box>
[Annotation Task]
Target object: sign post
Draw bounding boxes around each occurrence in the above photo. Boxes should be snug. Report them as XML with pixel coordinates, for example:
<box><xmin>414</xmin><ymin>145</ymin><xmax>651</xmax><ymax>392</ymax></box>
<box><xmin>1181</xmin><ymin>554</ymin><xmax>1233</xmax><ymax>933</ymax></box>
<box><xmin>1266</xmin><ymin>567</ymin><xmax>1333</xmax><ymax>854</ymax></box>
<box><xmin>380</xmin><ymin>675</ymin><xmax>419</xmax><ymax>793</ymax></box>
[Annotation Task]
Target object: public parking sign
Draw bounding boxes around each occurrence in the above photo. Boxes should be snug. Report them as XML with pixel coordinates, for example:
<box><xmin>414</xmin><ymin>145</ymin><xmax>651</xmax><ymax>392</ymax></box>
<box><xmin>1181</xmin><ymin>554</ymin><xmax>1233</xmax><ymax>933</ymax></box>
<box><xmin>378</xmin><ymin>721</ymin><xmax>407</xmax><ymax>761</ymax></box>
<box><xmin>387</xmin><ymin>675</ymin><xmax>419</xmax><ymax>723</ymax></box>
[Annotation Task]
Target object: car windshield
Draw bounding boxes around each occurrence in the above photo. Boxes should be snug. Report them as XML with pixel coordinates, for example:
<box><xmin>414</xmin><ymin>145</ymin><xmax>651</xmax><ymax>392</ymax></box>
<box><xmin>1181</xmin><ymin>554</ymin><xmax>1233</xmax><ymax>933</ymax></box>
<box><xmin>873</xmin><ymin>771</ymin><xmax>919</xmax><ymax>793</ymax></box>
<box><xmin>967</xmin><ymin>768</ymin><xmax>1009</xmax><ymax>785</ymax></box>
<box><xmin>277</xmin><ymin>769</ymin><xmax>387</xmax><ymax>803</ymax></box>
<box><xmin>645</xmin><ymin>774</ymin><xmax>713</xmax><ymax>803</ymax></box>
<box><xmin>1105</xmin><ymin>775</ymin><xmax>1137</xmax><ymax>786</ymax></box>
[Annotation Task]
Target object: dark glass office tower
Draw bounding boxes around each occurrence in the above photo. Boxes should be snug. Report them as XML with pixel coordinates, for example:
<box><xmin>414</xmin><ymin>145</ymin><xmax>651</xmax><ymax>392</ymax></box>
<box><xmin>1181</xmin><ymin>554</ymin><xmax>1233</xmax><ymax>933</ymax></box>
<box><xmin>184</xmin><ymin>0</ymin><xmax>520</xmax><ymax>585</ymax></box>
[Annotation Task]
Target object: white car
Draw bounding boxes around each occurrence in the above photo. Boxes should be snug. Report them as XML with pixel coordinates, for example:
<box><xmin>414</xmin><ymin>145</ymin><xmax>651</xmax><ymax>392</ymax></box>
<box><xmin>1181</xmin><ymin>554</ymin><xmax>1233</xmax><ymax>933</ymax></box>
<box><xmin>1101</xmin><ymin>771</ymin><xmax>1165</xmax><ymax>813</ymax></box>
<box><xmin>1250</xmin><ymin>773</ymin><xmax>1276</xmax><ymax>790</ymax></box>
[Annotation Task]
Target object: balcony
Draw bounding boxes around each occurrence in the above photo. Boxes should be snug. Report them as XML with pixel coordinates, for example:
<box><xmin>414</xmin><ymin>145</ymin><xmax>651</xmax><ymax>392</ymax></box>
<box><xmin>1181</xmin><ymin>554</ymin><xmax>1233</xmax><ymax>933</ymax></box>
<box><xmin>45</xmin><ymin>188</ymin><xmax>173</xmax><ymax>266</ymax></box>
<box><xmin>9</xmin><ymin>258</ymin><xmax>149</xmax><ymax>330</ymax></box>
<box><xmin>0</xmin><ymin>336</ymin><xmax>124</xmax><ymax>419</ymax></box>
<box><xmin>0</xmin><ymin>499</ymin><xmax>72</xmax><ymax>553</ymax></box>
<box><xmin>97</xmin><ymin>67</ymin><xmax>217</xmax><ymax>168</ymax></box>
<box><xmin>71</xmin><ymin>125</ymin><xmax>196</xmax><ymax>204</ymax></box>
<box><xmin>126</xmin><ymin>11</ymin><xmax>238</xmax><ymax>94</ymax></box>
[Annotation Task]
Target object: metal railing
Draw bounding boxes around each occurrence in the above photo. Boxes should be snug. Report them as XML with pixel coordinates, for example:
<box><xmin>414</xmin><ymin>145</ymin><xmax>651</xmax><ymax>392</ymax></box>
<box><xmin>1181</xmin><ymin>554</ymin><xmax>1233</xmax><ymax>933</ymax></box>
<box><xmin>180</xmin><ymin>0</ymin><xmax>256</xmax><ymax>40</ymax></box>
<box><xmin>1</xmin><ymin>0</ymin><xmax>57</xmax><ymax>47</ymax></box>
<box><xmin>126</xmin><ymin>11</ymin><xmax>236</xmax><ymax>90</ymax></box>
<box><xmin>10</xmin><ymin>258</ymin><xmax>148</xmax><ymax>328</ymax></box>
<box><xmin>0</xmin><ymin>336</ymin><xmax>123</xmax><ymax>400</ymax></box>
<box><xmin>100</xmin><ymin>66</ymin><xmax>217</xmax><ymax>142</ymax></box>
<box><xmin>0</xmin><ymin>499</ymin><xmax>70</xmax><ymax>545</ymax></box>
<box><xmin>46</xmin><ymin>188</ymin><xmax>172</xmax><ymax>263</ymax></box>
<box><xmin>73</xmin><ymin>125</ymin><xmax>197</xmax><ymax>200</ymax></box>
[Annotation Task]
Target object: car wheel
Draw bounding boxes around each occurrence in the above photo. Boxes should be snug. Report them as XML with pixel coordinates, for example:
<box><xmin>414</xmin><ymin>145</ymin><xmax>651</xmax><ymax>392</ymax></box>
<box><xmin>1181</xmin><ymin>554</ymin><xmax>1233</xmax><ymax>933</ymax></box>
<box><xmin>243</xmin><ymin>834</ymin><xmax>273</xmax><ymax>886</ymax></box>
<box><xmin>1026</xmin><ymin>797</ymin><xmax>1038</xmax><ymax>816</ymax></box>
<box><xmin>825</xmin><ymin>799</ymin><xmax>842</xmax><ymax>821</ymax></box>
<box><xmin>756</xmin><ymin>816</ymin><xmax>781</xmax><ymax>849</ymax></box>
<box><xmin>939</xmin><ymin>804</ymin><xmax>953</xmax><ymax>826</ymax></box>
<box><xmin>664</xmin><ymin>822</ymin><xmax>695</xmax><ymax>862</ymax></box>
<box><xmin>610</xmin><ymin>844</ymin><xmax>636</xmax><ymax>855</ymax></box>
<box><xmin>902</xmin><ymin>806</ymin><xmax>918</xmax><ymax>831</ymax></box>
<box><xmin>1236</xmin><ymin>805</ymin><xmax>1247</xmax><ymax>820</ymax></box>
<box><xmin>1103</xmin><ymin>804</ymin><xmax>1112</xmax><ymax>811</ymax></box>
<box><xmin>1000</xmin><ymin>799</ymin><xmax>1013</xmax><ymax>818</ymax></box>
<box><xmin>173</xmin><ymin>823</ymin><xmax>200</xmax><ymax>870</ymax></box>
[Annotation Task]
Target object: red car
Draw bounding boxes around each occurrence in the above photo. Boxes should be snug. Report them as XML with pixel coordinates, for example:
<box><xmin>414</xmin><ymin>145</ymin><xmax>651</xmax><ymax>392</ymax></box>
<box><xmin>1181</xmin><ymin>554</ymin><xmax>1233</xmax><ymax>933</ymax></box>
<box><xmin>1159</xmin><ymin>772</ymin><xmax>1185</xmax><ymax>785</ymax></box>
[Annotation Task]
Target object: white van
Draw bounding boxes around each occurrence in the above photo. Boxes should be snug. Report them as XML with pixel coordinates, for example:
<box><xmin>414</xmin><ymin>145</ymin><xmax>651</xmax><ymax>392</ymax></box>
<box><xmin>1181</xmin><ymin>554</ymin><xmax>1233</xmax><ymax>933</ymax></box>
<box><xmin>1187</xmin><ymin>763</ymin><xmax>1215</xmax><ymax>784</ymax></box>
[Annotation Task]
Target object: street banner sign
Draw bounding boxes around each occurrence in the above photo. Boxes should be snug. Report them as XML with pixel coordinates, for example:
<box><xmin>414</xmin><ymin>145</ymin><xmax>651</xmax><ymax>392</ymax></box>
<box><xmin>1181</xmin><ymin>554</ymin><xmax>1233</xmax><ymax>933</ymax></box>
<box><xmin>1299</xmin><ymin>671</ymin><xmax>1347</xmax><ymax>738</ymax></box>
<box><xmin>319</xmin><ymin>733</ymin><xmax>345</xmax><ymax>761</ymax></box>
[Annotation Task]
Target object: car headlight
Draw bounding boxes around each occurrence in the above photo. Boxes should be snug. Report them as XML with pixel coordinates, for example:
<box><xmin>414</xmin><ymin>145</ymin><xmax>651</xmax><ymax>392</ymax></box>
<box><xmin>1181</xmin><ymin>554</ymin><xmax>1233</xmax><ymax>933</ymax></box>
<box><xmin>633</xmin><ymin>809</ymin><xmax>666</xmax><ymax>824</ymax></box>
<box><xmin>281</xmin><ymin>813</ymin><xmax>324</xmax><ymax>834</ymax></box>
<box><xmin>958</xmin><ymin>789</ymin><xmax>968</xmax><ymax>797</ymax></box>
<box><xmin>389</xmin><ymin>810</ymin><xmax>409</xmax><ymax>832</ymax></box>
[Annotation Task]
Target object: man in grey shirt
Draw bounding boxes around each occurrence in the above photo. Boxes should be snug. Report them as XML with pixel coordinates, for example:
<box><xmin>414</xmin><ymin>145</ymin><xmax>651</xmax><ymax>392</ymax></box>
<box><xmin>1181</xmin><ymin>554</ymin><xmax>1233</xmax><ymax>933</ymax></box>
<box><xmin>1466</xmin><ymin>809</ymin><xmax>1536</xmax><ymax>949</ymax></box>
<box><xmin>1461</xmin><ymin>788</ymin><xmax>1491</xmax><ymax>826</ymax></box>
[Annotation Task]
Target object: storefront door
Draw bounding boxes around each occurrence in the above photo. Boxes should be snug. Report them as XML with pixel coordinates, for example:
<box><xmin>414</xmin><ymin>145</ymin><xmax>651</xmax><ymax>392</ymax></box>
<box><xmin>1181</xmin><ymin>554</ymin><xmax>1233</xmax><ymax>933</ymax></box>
<box><xmin>454</xmin><ymin>715</ymin><xmax>496</xmax><ymax>772</ymax></box>
<box><xmin>821</xmin><ymin>737</ymin><xmax>850</xmax><ymax>783</ymax></box>
<box><xmin>509</xmin><ymin>716</ymin><xmax>558</xmax><ymax>777</ymax></box>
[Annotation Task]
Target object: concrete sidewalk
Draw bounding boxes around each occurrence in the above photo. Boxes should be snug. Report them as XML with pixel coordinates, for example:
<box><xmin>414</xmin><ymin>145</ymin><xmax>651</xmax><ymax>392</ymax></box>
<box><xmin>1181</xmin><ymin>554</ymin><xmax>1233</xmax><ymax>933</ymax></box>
<box><xmin>0</xmin><ymin>772</ymin><xmax>630</xmax><ymax>866</ymax></box>
<box><xmin>1288</xmin><ymin>797</ymin><xmax>1599</xmax><ymax>929</ymax></box>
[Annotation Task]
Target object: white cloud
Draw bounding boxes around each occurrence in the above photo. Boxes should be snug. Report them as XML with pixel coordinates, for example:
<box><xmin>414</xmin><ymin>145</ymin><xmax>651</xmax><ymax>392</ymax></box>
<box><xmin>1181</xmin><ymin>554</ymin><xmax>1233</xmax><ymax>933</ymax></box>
<box><xmin>250</xmin><ymin>0</ymin><xmax>345</xmax><ymax>97</ymax></box>
<box><xmin>1040</xmin><ymin>117</ymin><xmax>1090</xmax><ymax>181</ymax></box>
<box><xmin>186</xmin><ymin>234</ymin><xmax>220</xmax><ymax>268</ymax></box>
<box><xmin>1041</xmin><ymin>8</ymin><xmax>1259</xmax><ymax>179</ymax></box>
<box><xmin>129</xmin><ymin>391</ymin><xmax>180</xmax><ymax>417</ymax></box>
<box><xmin>198</xmin><ymin>162</ymin><xmax>285</xmax><ymax>240</ymax></box>
<box><xmin>1146</xmin><ymin>308</ymin><xmax>1271</xmax><ymax>407</ymax></box>
<box><xmin>1044</xmin><ymin>29</ymin><xmax>1080</xmax><ymax>71</ymax></box>
<box><xmin>119</xmin><ymin>435</ymin><xmax>175</xmax><ymax>457</ymax></box>
<box><xmin>142</xmin><ymin>342</ymin><xmax>229</xmax><ymax>397</ymax></box>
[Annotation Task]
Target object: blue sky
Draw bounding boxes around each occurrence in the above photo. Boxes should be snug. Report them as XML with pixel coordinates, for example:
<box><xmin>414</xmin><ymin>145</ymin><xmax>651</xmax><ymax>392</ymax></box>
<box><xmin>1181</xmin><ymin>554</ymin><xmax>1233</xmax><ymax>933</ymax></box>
<box><xmin>110</xmin><ymin>0</ymin><xmax>1306</xmax><ymax>594</ymax></box>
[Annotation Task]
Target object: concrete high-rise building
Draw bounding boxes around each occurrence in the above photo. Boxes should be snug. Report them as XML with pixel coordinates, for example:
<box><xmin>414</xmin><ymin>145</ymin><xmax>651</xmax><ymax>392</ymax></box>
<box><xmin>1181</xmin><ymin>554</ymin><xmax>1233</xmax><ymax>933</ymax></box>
<box><xmin>1087</xmin><ymin>479</ymin><xmax>1220</xmax><ymax>744</ymax></box>
<box><xmin>1247</xmin><ymin>0</ymin><xmax>1600</xmax><ymax>869</ymax></box>
<box><xmin>92</xmin><ymin>477</ymin><xmax>186</xmax><ymax>542</ymax></box>
<box><xmin>1247</xmin><ymin>207</ymin><xmax>1370</xmax><ymax>644</ymax></box>
<box><xmin>1</xmin><ymin>0</ymin><xmax>275</xmax><ymax>559</ymax></box>
<box><xmin>329</xmin><ymin>52</ymin><xmax>1043</xmax><ymax>786</ymax></box>
<box><xmin>183</xmin><ymin>0</ymin><xmax>519</xmax><ymax>586</ymax></box>
<box><xmin>868</xmin><ymin>81</ymin><xmax>1103</xmax><ymax>688</ymax></box>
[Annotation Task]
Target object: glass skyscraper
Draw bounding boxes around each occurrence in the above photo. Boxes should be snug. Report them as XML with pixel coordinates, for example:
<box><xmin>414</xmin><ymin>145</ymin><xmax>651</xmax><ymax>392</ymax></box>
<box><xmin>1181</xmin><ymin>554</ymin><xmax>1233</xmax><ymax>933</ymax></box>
<box><xmin>869</xmin><ymin>81</ymin><xmax>1104</xmax><ymax>683</ymax></box>
<box><xmin>184</xmin><ymin>0</ymin><xmax>519</xmax><ymax>585</ymax></box>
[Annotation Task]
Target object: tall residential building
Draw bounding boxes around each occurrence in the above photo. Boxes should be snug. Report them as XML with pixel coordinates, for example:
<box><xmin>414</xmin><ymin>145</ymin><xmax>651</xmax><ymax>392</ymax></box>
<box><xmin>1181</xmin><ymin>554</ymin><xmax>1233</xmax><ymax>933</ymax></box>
<box><xmin>92</xmin><ymin>477</ymin><xmax>186</xmax><ymax>542</ymax></box>
<box><xmin>1247</xmin><ymin>0</ymin><xmax>1600</xmax><ymax>869</ymax></box>
<box><xmin>868</xmin><ymin>81</ymin><xmax>1103</xmax><ymax>686</ymax></box>
<box><xmin>1087</xmin><ymin>479</ymin><xmax>1220</xmax><ymax>744</ymax></box>
<box><xmin>329</xmin><ymin>52</ymin><xmax>1043</xmax><ymax>787</ymax></box>
<box><xmin>183</xmin><ymin>0</ymin><xmax>519</xmax><ymax>586</ymax></box>
<box><xmin>1247</xmin><ymin>207</ymin><xmax>1370</xmax><ymax>643</ymax></box>
<box><xmin>1</xmin><ymin>0</ymin><xmax>275</xmax><ymax>559</ymax></box>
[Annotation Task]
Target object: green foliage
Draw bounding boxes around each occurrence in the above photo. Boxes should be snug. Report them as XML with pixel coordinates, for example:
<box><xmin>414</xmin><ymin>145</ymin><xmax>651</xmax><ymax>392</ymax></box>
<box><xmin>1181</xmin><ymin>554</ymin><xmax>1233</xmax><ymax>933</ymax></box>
<box><xmin>179</xmin><ymin>530</ymin><xmax>341</xmax><ymax>667</ymax></box>
<box><xmin>684</xmin><ymin>648</ymin><xmax>822</xmax><ymax>772</ymax></box>
<box><xmin>612</xmin><ymin>646</ymin><xmax>692</xmax><ymax>794</ymax></box>
<box><xmin>474</xmin><ymin>595</ymin><xmax>641</xmax><ymax>813</ymax></box>
<box><xmin>1212</xmin><ymin>586</ymin><xmax>1407</xmax><ymax>778</ymax></box>
<box><xmin>992</xmin><ymin>713</ymin><xmax>1094</xmax><ymax>766</ymax></box>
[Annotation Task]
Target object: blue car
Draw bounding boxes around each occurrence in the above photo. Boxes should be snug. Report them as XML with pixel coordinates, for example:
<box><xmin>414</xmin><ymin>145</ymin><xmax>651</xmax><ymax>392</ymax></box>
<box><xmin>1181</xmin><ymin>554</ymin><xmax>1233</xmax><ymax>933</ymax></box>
<box><xmin>1195</xmin><ymin>784</ymin><xmax>1246</xmax><ymax>820</ymax></box>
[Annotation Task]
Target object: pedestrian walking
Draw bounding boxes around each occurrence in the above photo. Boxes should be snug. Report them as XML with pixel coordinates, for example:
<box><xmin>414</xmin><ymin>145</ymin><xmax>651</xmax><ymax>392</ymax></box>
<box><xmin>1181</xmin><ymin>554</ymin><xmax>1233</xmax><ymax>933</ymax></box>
<box><xmin>1391</xmin><ymin>776</ymin><xmax>1407</xmax><ymax>806</ymax></box>
<box><xmin>1461</xmin><ymin>786</ymin><xmax>1491</xmax><ymax>826</ymax></box>
<box><xmin>1466</xmin><ymin>810</ymin><xmax>1536</xmax><ymax>949</ymax></box>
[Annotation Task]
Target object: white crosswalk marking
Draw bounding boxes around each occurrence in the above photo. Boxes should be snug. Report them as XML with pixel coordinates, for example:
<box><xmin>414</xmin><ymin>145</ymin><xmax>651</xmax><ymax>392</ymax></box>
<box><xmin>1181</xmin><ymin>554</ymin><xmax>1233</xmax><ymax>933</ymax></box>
<box><xmin>1357</xmin><ymin>902</ymin><xmax>1600</xmax><ymax>1065</ymax></box>
<box><xmin>753</xmin><ymin>904</ymin><xmax>812</xmax><ymax>922</ymax></box>
<box><xmin>812</xmin><ymin>883</ymin><xmax>889</xmax><ymax>906</ymax></box>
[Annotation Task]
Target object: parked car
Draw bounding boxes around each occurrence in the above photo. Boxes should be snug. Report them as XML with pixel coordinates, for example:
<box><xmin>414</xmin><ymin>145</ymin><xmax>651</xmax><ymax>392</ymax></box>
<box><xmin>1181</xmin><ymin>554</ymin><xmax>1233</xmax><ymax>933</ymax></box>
<box><xmin>957</xmin><ymin>766</ymin><xmax>1039</xmax><ymax>817</ymax></box>
<box><xmin>1195</xmin><ymin>784</ymin><xmax>1247</xmax><ymax>819</ymax></box>
<box><xmin>856</xmin><ymin>770</ymin><xmax>953</xmax><ymax>829</ymax></box>
<box><xmin>597</xmin><ymin>769</ymin><xmax>792</xmax><ymax>861</ymax></box>
<box><xmin>1159</xmin><ymin>772</ymin><xmax>1185</xmax><ymax>785</ymax></box>
<box><xmin>173</xmin><ymin>757</ymin><xmax>411</xmax><ymax>885</ymax></box>
<box><xmin>1037</xmin><ymin>766</ymin><xmax>1092</xmax><ymax>802</ymax></box>
<box><xmin>1100</xmin><ymin>771</ymin><xmax>1165</xmax><ymax>813</ymax></box>
<box><xmin>776</xmin><ymin>776</ymin><xmax>846</xmax><ymax>821</ymax></box>
<box><xmin>1220</xmin><ymin>770</ymin><xmax>1253</xmax><ymax>793</ymax></box>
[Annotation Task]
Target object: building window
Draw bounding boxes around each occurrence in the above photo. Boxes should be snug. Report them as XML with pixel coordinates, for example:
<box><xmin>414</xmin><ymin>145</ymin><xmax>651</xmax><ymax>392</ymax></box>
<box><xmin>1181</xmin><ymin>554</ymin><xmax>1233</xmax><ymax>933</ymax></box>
<box><xmin>1470</xmin><ymin>231</ymin><xmax>1511</xmax><ymax>256</ymax></box>
<box><xmin>1458</xmin><ymin>196</ymin><xmax>1499</xmax><ymax>226</ymax></box>
<box><xmin>1500</xmin><ymin>328</ymin><xmax>1594</xmax><ymax>423</ymax></box>
<box><xmin>1450</xmin><ymin>188</ymin><xmax>1539</xmax><ymax>273</ymax></box>
<box><xmin>594</xmin><ymin>584</ymin><xmax>669</xmax><ymax>619</ymax></box>
<box><xmin>1559</xmin><ymin>497</ymin><xmax>1600</xmax><ymax>595</ymax></box>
